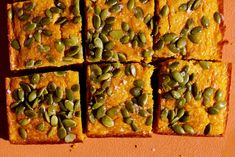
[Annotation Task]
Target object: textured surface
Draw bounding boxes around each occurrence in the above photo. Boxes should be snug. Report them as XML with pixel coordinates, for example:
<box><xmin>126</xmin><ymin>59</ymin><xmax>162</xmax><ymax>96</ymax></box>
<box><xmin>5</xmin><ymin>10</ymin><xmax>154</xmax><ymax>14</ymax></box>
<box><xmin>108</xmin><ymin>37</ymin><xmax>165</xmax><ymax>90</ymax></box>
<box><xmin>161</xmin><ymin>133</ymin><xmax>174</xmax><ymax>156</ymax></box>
<box><xmin>0</xmin><ymin>0</ymin><xmax>234</xmax><ymax>157</ymax></box>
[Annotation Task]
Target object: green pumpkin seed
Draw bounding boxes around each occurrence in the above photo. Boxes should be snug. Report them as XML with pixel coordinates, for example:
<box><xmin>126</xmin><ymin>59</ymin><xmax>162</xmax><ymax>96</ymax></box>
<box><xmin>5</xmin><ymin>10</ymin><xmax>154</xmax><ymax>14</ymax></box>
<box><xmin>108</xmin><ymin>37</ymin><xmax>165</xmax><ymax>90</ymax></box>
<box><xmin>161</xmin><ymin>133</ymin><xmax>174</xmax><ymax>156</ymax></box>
<box><xmin>101</xmin><ymin>115</ymin><xmax>114</xmax><ymax>127</ymax></box>
<box><xmin>64</xmin><ymin>36</ymin><xmax>79</xmax><ymax>47</ymax></box>
<box><xmin>19</xmin><ymin>119</ymin><xmax>31</xmax><ymax>126</ymax></box>
<box><xmin>172</xmin><ymin>124</ymin><xmax>185</xmax><ymax>134</ymax></box>
<box><xmin>203</xmin><ymin>87</ymin><xmax>214</xmax><ymax>98</ymax></box>
<box><xmin>138</xmin><ymin>93</ymin><xmax>148</xmax><ymax>106</ymax></box>
<box><xmin>105</xmin><ymin>41</ymin><xmax>114</xmax><ymax>50</ymax></box>
<box><xmin>179</xmin><ymin>112</ymin><xmax>189</xmax><ymax>122</ymax></box>
<box><xmin>38</xmin><ymin>45</ymin><xmax>50</xmax><ymax>53</ymax></box>
<box><xmin>42</xmin><ymin>29</ymin><xmax>52</xmax><ymax>37</ymax></box>
<box><xmin>30</xmin><ymin>74</ymin><xmax>40</xmax><ymax>84</ymax></box>
<box><xmin>100</xmin><ymin>33</ymin><xmax>109</xmax><ymax>43</ymax></box>
<box><xmin>45</xmin><ymin>9</ymin><xmax>53</xmax><ymax>18</ymax></box>
<box><xmin>66</xmin><ymin>88</ymin><xmax>74</xmax><ymax>101</ymax></box>
<box><xmin>176</xmin><ymin>97</ymin><xmax>186</xmax><ymax>109</ymax></box>
<box><xmin>171</xmin><ymin>90</ymin><xmax>181</xmax><ymax>99</ymax></box>
<box><xmin>172</xmin><ymin>71</ymin><xmax>184</xmax><ymax>83</ymax></box>
<box><xmin>122</xmin><ymin>22</ymin><xmax>129</xmax><ymax>32</ymax></box>
<box><xmin>65</xmin><ymin>100</ymin><xmax>74</xmax><ymax>111</ymax></box>
<box><xmin>201</xmin><ymin>16</ymin><xmax>210</xmax><ymax>28</ymax></box>
<box><xmin>134</xmin><ymin>7</ymin><xmax>144</xmax><ymax>19</ymax></box>
<box><xmin>177</xmin><ymin>109</ymin><xmax>185</xmax><ymax>119</ymax></box>
<box><xmin>185</xmin><ymin>18</ymin><xmax>194</xmax><ymax>29</ymax></box>
<box><xmin>11</xmin><ymin>39</ymin><xmax>20</xmax><ymax>51</ymax></box>
<box><xmin>139</xmin><ymin>32</ymin><xmax>146</xmax><ymax>43</ymax></box>
<box><xmin>214</xmin><ymin>101</ymin><xmax>226</xmax><ymax>110</ymax></box>
<box><xmin>160</xmin><ymin>5</ymin><xmax>169</xmax><ymax>17</ymax></box>
<box><xmin>23</xmin><ymin>22</ymin><xmax>36</xmax><ymax>31</ymax></box>
<box><xmin>121</xmin><ymin>107</ymin><xmax>130</xmax><ymax>118</ymax></box>
<box><xmin>98</xmin><ymin>73</ymin><xmax>112</xmax><ymax>81</ymax></box>
<box><xmin>192</xmin><ymin>83</ymin><xmax>199</xmax><ymax>98</ymax></box>
<box><xmin>188</xmin><ymin>34</ymin><xmax>200</xmax><ymax>44</ymax></box>
<box><xmin>145</xmin><ymin>115</ymin><xmax>153</xmax><ymax>126</ymax></box>
<box><xmin>33</xmin><ymin>31</ymin><xmax>41</xmax><ymax>43</ymax></box>
<box><xmin>133</xmin><ymin>79</ymin><xmax>144</xmax><ymax>88</ymax></box>
<box><xmin>23</xmin><ymin>2</ymin><xmax>34</xmax><ymax>11</ymax></box>
<box><xmin>125</xmin><ymin>101</ymin><xmax>134</xmax><ymax>113</ymax></box>
<box><xmin>214</xmin><ymin>12</ymin><xmax>222</xmax><ymax>24</ymax></box>
<box><xmin>131</xmin><ymin>121</ymin><xmax>139</xmax><ymax>131</ymax></box>
<box><xmin>55</xmin><ymin>1</ymin><xmax>66</xmax><ymax>10</ymax></box>
<box><xmin>215</xmin><ymin>89</ymin><xmax>223</xmax><ymax>101</ymax></box>
<box><xmin>124</xmin><ymin>117</ymin><xmax>133</xmax><ymax>124</ymax></box>
<box><xmin>144</xmin><ymin>14</ymin><xmax>152</xmax><ymax>24</ymax></box>
<box><xmin>127</xmin><ymin>0</ymin><xmax>135</xmax><ymax>10</ymax></box>
<box><xmin>110</xmin><ymin>3</ymin><xmax>122</xmax><ymax>13</ymax></box>
<box><xmin>57</xmin><ymin>127</ymin><xmax>67</xmax><ymax>139</ymax></box>
<box><xmin>72</xmin><ymin>2</ymin><xmax>80</xmax><ymax>16</ymax></box>
<box><xmin>47</xmin><ymin>82</ymin><xmax>56</xmax><ymax>92</ymax></box>
<box><xmin>96</xmin><ymin>106</ymin><xmax>106</xmax><ymax>119</ymax></box>
<box><xmin>93</xmin><ymin>15</ymin><xmax>101</xmax><ymax>29</ymax></box>
<box><xmin>55</xmin><ymin>17</ymin><xmax>68</xmax><ymax>25</ymax></box>
<box><xmin>63</xmin><ymin>119</ymin><xmax>77</xmax><ymax>128</ymax></box>
<box><xmin>66</xmin><ymin>46</ymin><xmax>80</xmax><ymax>57</ymax></box>
<box><xmin>130</xmin><ymin>64</ymin><xmax>136</xmax><ymax>77</ymax></box>
<box><xmin>93</xmin><ymin>37</ymin><xmax>103</xmax><ymax>49</ymax></box>
<box><xmin>89</xmin><ymin>112</ymin><xmax>96</xmax><ymax>123</ymax></box>
<box><xmin>91</xmin><ymin>64</ymin><xmax>102</xmax><ymax>76</ymax></box>
<box><xmin>50</xmin><ymin>7</ymin><xmax>61</xmax><ymax>13</ymax></box>
<box><xmin>107</xmin><ymin>107</ymin><xmax>119</xmax><ymax>117</ymax></box>
<box><xmin>24</xmin><ymin>109</ymin><xmax>37</xmax><ymax>118</ymax></box>
<box><xmin>191</xmin><ymin>26</ymin><xmax>202</xmax><ymax>35</ymax></box>
<box><xmin>163</xmin><ymin>33</ymin><xmax>177</xmax><ymax>43</ymax></box>
<box><xmin>40</xmin><ymin>17</ymin><xmax>51</xmax><ymax>26</ymax></box>
<box><xmin>100</xmin><ymin>9</ymin><xmax>109</xmax><ymax>20</ymax></box>
<box><xmin>19</xmin><ymin>127</ymin><xmax>27</xmax><ymax>139</ymax></box>
<box><xmin>71</xmin><ymin>84</ymin><xmax>79</xmax><ymax>92</ymax></box>
<box><xmin>130</xmin><ymin>87</ymin><xmax>142</xmax><ymax>97</ymax></box>
<box><xmin>199</xmin><ymin>61</ymin><xmax>210</xmax><ymax>69</ymax></box>
<box><xmin>92</xmin><ymin>102</ymin><xmax>103</xmax><ymax>110</ymax></box>
<box><xmin>161</xmin><ymin>108</ymin><xmax>169</xmax><ymax>120</ymax></box>
<box><xmin>51</xmin><ymin>115</ymin><xmax>58</xmax><ymax>126</ymax></box>
<box><xmin>191</xmin><ymin>0</ymin><xmax>202</xmax><ymax>10</ymax></box>
<box><xmin>48</xmin><ymin>126</ymin><xmax>57</xmax><ymax>137</ymax></box>
<box><xmin>17</xmin><ymin>88</ymin><xmax>25</xmax><ymax>101</ymax></box>
<box><xmin>65</xmin><ymin>133</ymin><xmax>76</xmax><ymax>143</ymax></box>
<box><xmin>139</xmin><ymin>109</ymin><xmax>148</xmax><ymax>117</ymax></box>
<box><xmin>183</xmin><ymin>124</ymin><xmax>195</xmax><ymax>134</ymax></box>
<box><xmin>36</xmin><ymin>122</ymin><xmax>45</xmax><ymax>131</ymax></box>
<box><xmin>24</xmin><ymin>37</ymin><xmax>34</xmax><ymax>48</ymax></box>
<box><xmin>204</xmin><ymin>123</ymin><xmax>211</xmax><ymax>135</ymax></box>
<box><xmin>109</xmin><ymin>30</ymin><xmax>123</xmax><ymax>40</ymax></box>
<box><xmin>153</xmin><ymin>39</ymin><xmax>164</xmax><ymax>50</ymax></box>
<box><xmin>176</xmin><ymin>37</ymin><xmax>187</xmax><ymax>48</ymax></box>
<box><xmin>178</xmin><ymin>3</ymin><xmax>188</xmax><ymax>12</ymax></box>
<box><xmin>106</xmin><ymin>0</ymin><xmax>117</xmax><ymax>6</ymax></box>
<box><xmin>19</xmin><ymin>13</ymin><xmax>31</xmax><ymax>21</ymax></box>
<box><xmin>28</xmin><ymin>90</ymin><xmax>37</xmax><ymax>102</ymax></box>
<box><xmin>105</xmin><ymin>17</ymin><xmax>116</xmax><ymax>24</ymax></box>
<box><xmin>118</xmin><ymin>53</ymin><xmax>127</xmax><ymax>62</ymax></box>
<box><xmin>207</xmin><ymin>107</ymin><xmax>219</xmax><ymax>115</ymax></box>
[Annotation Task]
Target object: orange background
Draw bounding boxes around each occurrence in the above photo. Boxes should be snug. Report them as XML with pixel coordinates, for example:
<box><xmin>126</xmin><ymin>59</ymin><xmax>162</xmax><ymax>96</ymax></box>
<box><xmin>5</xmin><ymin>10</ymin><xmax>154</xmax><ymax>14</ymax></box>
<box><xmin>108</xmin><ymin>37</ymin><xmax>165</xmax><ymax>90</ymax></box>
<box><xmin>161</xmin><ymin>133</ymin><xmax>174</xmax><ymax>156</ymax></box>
<box><xmin>0</xmin><ymin>0</ymin><xmax>234</xmax><ymax>157</ymax></box>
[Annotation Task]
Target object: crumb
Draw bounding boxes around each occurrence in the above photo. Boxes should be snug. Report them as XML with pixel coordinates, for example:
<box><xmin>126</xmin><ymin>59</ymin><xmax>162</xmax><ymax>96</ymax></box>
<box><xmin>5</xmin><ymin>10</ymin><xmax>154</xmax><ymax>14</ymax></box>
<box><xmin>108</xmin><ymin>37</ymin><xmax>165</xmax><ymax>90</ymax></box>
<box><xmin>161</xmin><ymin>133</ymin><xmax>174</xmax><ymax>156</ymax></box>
<box><xmin>69</xmin><ymin>143</ymin><xmax>79</xmax><ymax>152</ymax></box>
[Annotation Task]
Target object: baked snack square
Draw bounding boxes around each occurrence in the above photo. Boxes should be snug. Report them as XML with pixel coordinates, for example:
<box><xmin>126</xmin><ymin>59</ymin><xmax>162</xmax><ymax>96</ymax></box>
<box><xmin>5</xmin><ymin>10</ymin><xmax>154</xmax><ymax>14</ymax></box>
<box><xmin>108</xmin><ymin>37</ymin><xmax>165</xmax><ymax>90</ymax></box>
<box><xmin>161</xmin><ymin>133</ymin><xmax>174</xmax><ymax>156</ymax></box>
<box><xmin>153</xmin><ymin>0</ymin><xmax>224</xmax><ymax>61</ymax></box>
<box><xmin>85</xmin><ymin>0</ymin><xmax>154</xmax><ymax>63</ymax></box>
<box><xmin>6</xmin><ymin>71</ymin><xmax>84</xmax><ymax>144</ymax></box>
<box><xmin>155</xmin><ymin>60</ymin><xmax>231</xmax><ymax>136</ymax></box>
<box><xmin>86</xmin><ymin>63</ymin><xmax>154</xmax><ymax>137</ymax></box>
<box><xmin>7</xmin><ymin>0</ymin><xmax>83</xmax><ymax>71</ymax></box>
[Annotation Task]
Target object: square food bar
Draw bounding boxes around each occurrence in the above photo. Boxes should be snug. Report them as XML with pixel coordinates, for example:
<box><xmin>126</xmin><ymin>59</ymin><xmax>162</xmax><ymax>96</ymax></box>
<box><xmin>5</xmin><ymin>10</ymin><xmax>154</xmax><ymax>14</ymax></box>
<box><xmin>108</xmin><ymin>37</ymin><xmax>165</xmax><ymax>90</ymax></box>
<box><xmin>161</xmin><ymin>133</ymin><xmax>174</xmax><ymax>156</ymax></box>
<box><xmin>155</xmin><ymin>60</ymin><xmax>231</xmax><ymax>136</ymax></box>
<box><xmin>6</xmin><ymin>71</ymin><xmax>84</xmax><ymax>144</ymax></box>
<box><xmin>153</xmin><ymin>0</ymin><xmax>224</xmax><ymax>60</ymax></box>
<box><xmin>85</xmin><ymin>0</ymin><xmax>154</xmax><ymax>63</ymax></box>
<box><xmin>7</xmin><ymin>0</ymin><xmax>83</xmax><ymax>71</ymax></box>
<box><xmin>86</xmin><ymin>63</ymin><xmax>154</xmax><ymax>137</ymax></box>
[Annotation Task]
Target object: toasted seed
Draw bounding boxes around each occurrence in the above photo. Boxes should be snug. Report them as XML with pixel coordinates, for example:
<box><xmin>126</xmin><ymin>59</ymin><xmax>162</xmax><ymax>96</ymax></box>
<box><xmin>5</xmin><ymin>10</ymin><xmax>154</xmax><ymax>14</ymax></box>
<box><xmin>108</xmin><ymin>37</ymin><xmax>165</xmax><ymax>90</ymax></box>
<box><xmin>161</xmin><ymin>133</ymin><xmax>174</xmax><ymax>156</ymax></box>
<box><xmin>204</xmin><ymin>123</ymin><xmax>211</xmax><ymax>135</ymax></box>
<box><xmin>93</xmin><ymin>15</ymin><xmax>101</xmax><ymax>29</ymax></box>
<box><xmin>176</xmin><ymin>97</ymin><xmax>186</xmax><ymax>109</ymax></box>
<box><xmin>179</xmin><ymin>111</ymin><xmax>189</xmax><ymax>122</ymax></box>
<box><xmin>145</xmin><ymin>115</ymin><xmax>153</xmax><ymax>126</ymax></box>
<box><xmin>176</xmin><ymin>37</ymin><xmax>187</xmax><ymax>48</ymax></box>
<box><xmin>106</xmin><ymin>0</ymin><xmax>117</xmax><ymax>6</ymax></box>
<box><xmin>89</xmin><ymin>112</ymin><xmax>96</xmax><ymax>123</ymax></box>
<box><xmin>160</xmin><ymin>5</ymin><xmax>169</xmax><ymax>17</ymax></box>
<box><xmin>63</xmin><ymin>119</ymin><xmax>77</xmax><ymax>128</ymax></box>
<box><xmin>122</xmin><ymin>22</ymin><xmax>130</xmax><ymax>32</ymax></box>
<box><xmin>109</xmin><ymin>30</ymin><xmax>123</xmax><ymax>40</ymax></box>
<box><xmin>215</xmin><ymin>89</ymin><xmax>223</xmax><ymax>101</ymax></box>
<box><xmin>214</xmin><ymin>101</ymin><xmax>226</xmax><ymax>110</ymax></box>
<box><xmin>100</xmin><ymin>9</ymin><xmax>109</xmax><ymax>20</ymax></box>
<box><xmin>24</xmin><ymin>37</ymin><xmax>34</xmax><ymax>48</ymax></box>
<box><xmin>214</xmin><ymin>12</ymin><xmax>222</xmax><ymax>24</ymax></box>
<box><xmin>19</xmin><ymin>119</ymin><xmax>31</xmax><ymax>126</ymax></box>
<box><xmin>19</xmin><ymin>13</ymin><xmax>31</xmax><ymax>21</ymax></box>
<box><xmin>177</xmin><ymin>108</ymin><xmax>185</xmax><ymax>119</ymax></box>
<box><xmin>55</xmin><ymin>1</ymin><xmax>66</xmax><ymax>10</ymax></box>
<box><xmin>106</xmin><ymin>107</ymin><xmax>118</xmax><ymax>117</ymax></box>
<box><xmin>98</xmin><ymin>73</ymin><xmax>113</xmax><ymax>82</ymax></box>
<box><xmin>161</xmin><ymin>108</ymin><xmax>169</xmax><ymax>120</ymax></box>
<box><xmin>131</xmin><ymin>121</ymin><xmax>139</xmax><ymax>131</ymax></box>
<box><xmin>188</xmin><ymin>34</ymin><xmax>200</xmax><ymax>44</ymax></box>
<box><xmin>199</xmin><ymin>61</ymin><xmax>210</xmax><ymax>69</ymax></box>
<box><xmin>105</xmin><ymin>41</ymin><xmax>114</xmax><ymax>50</ymax></box>
<box><xmin>138</xmin><ymin>93</ymin><xmax>148</xmax><ymax>106</ymax></box>
<box><xmin>11</xmin><ymin>39</ymin><xmax>21</xmax><ymax>50</ymax></box>
<box><xmin>117</xmin><ymin>53</ymin><xmax>126</xmax><ymax>62</ymax></box>
<box><xmin>130</xmin><ymin>64</ymin><xmax>137</xmax><ymax>77</ymax></box>
<box><xmin>153</xmin><ymin>39</ymin><xmax>164</xmax><ymax>50</ymax></box>
<box><xmin>72</xmin><ymin>2</ymin><xmax>80</xmax><ymax>16</ymax></box>
<box><xmin>48</xmin><ymin>126</ymin><xmax>56</xmax><ymax>137</ymax></box>
<box><xmin>163</xmin><ymin>33</ymin><xmax>177</xmax><ymax>43</ymax></box>
<box><xmin>178</xmin><ymin>3</ymin><xmax>188</xmax><ymax>12</ymax></box>
<box><xmin>19</xmin><ymin>127</ymin><xmax>27</xmax><ymax>139</ymax></box>
<box><xmin>50</xmin><ymin>7</ymin><xmax>61</xmax><ymax>13</ymax></box>
<box><xmin>47</xmin><ymin>82</ymin><xmax>56</xmax><ymax>92</ymax></box>
<box><xmin>101</xmin><ymin>115</ymin><xmax>114</xmax><ymax>127</ymax></box>
<box><xmin>127</xmin><ymin>0</ymin><xmax>135</xmax><ymax>10</ymax></box>
<box><xmin>183</xmin><ymin>124</ymin><xmax>195</xmax><ymax>134</ymax></box>
<box><xmin>64</xmin><ymin>100</ymin><xmax>74</xmax><ymax>111</ymax></box>
<box><xmin>125</xmin><ymin>101</ymin><xmax>134</xmax><ymax>113</ymax></box>
<box><xmin>172</xmin><ymin>71</ymin><xmax>184</xmax><ymax>83</ymax></box>
<box><xmin>66</xmin><ymin>89</ymin><xmax>74</xmax><ymax>101</ymax></box>
<box><xmin>134</xmin><ymin>7</ymin><xmax>144</xmax><ymax>19</ymax></box>
<box><xmin>57</xmin><ymin>127</ymin><xmax>67</xmax><ymax>139</ymax></box>
<box><xmin>71</xmin><ymin>84</ymin><xmax>79</xmax><ymax>92</ymax></box>
<box><xmin>191</xmin><ymin>0</ymin><xmax>202</xmax><ymax>10</ymax></box>
<box><xmin>172</xmin><ymin>124</ymin><xmax>185</xmax><ymax>134</ymax></box>
<box><xmin>66</xmin><ymin>46</ymin><xmax>80</xmax><ymax>57</ymax></box>
<box><xmin>201</xmin><ymin>16</ymin><xmax>210</xmax><ymax>28</ymax></box>
<box><xmin>191</xmin><ymin>26</ymin><xmax>202</xmax><ymax>35</ymax></box>
<box><xmin>186</xmin><ymin>18</ymin><xmax>194</xmax><ymax>29</ymax></box>
<box><xmin>40</xmin><ymin>17</ymin><xmax>51</xmax><ymax>26</ymax></box>
<box><xmin>17</xmin><ymin>88</ymin><xmax>25</xmax><ymax>101</ymax></box>
<box><xmin>28</xmin><ymin>90</ymin><xmax>37</xmax><ymax>102</ymax></box>
<box><xmin>203</xmin><ymin>87</ymin><xmax>214</xmax><ymax>98</ymax></box>
<box><xmin>192</xmin><ymin>83</ymin><xmax>199</xmax><ymax>98</ymax></box>
<box><xmin>93</xmin><ymin>37</ymin><xmax>103</xmax><ymax>49</ymax></box>
<box><xmin>133</xmin><ymin>79</ymin><xmax>144</xmax><ymax>88</ymax></box>
<box><xmin>51</xmin><ymin>115</ymin><xmax>58</xmax><ymax>126</ymax></box>
<box><xmin>139</xmin><ymin>109</ymin><xmax>148</xmax><ymax>117</ymax></box>
<box><xmin>139</xmin><ymin>32</ymin><xmax>146</xmax><ymax>43</ymax></box>
<box><xmin>110</xmin><ymin>3</ymin><xmax>122</xmax><ymax>13</ymax></box>
<box><xmin>65</xmin><ymin>133</ymin><xmax>76</xmax><ymax>143</ymax></box>
<box><xmin>30</xmin><ymin>74</ymin><xmax>40</xmax><ymax>84</ymax></box>
<box><xmin>38</xmin><ymin>45</ymin><xmax>50</xmax><ymax>53</ymax></box>
<box><xmin>23</xmin><ymin>2</ymin><xmax>34</xmax><ymax>11</ymax></box>
<box><xmin>124</xmin><ymin>117</ymin><xmax>133</xmax><ymax>124</ymax></box>
<box><xmin>55</xmin><ymin>17</ymin><xmax>68</xmax><ymax>25</ymax></box>
<box><xmin>121</xmin><ymin>107</ymin><xmax>130</xmax><ymax>118</ymax></box>
<box><xmin>208</xmin><ymin>107</ymin><xmax>219</xmax><ymax>115</ymax></box>
<box><xmin>36</xmin><ymin>122</ymin><xmax>45</xmax><ymax>131</ymax></box>
<box><xmin>144</xmin><ymin>14</ymin><xmax>151</xmax><ymax>24</ymax></box>
<box><xmin>23</xmin><ymin>22</ymin><xmax>36</xmax><ymax>31</ymax></box>
<box><xmin>130</xmin><ymin>87</ymin><xmax>142</xmax><ymax>97</ymax></box>
<box><xmin>96</xmin><ymin>106</ymin><xmax>106</xmax><ymax>119</ymax></box>
<box><xmin>105</xmin><ymin>16</ymin><xmax>116</xmax><ymax>24</ymax></box>
<box><xmin>24</xmin><ymin>109</ymin><xmax>37</xmax><ymax>118</ymax></box>
<box><xmin>42</xmin><ymin>29</ymin><xmax>52</xmax><ymax>37</ymax></box>
<box><xmin>171</xmin><ymin>90</ymin><xmax>181</xmax><ymax>99</ymax></box>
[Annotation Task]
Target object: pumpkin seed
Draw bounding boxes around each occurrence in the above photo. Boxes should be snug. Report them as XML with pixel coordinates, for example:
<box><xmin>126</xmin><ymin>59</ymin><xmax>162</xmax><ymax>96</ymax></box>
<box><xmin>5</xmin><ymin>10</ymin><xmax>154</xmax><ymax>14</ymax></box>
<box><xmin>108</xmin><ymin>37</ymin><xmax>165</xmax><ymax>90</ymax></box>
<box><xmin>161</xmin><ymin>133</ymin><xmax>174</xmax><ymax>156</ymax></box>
<box><xmin>36</xmin><ymin>122</ymin><xmax>45</xmax><ymax>131</ymax></box>
<box><xmin>66</xmin><ymin>46</ymin><xmax>80</xmax><ymax>57</ymax></box>
<box><xmin>153</xmin><ymin>39</ymin><xmax>164</xmax><ymax>50</ymax></box>
<box><xmin>66</xmin><ymin>88</ymin><xmax>74</xmax><ymax>101</ymax></box>
<box><xmin>65</xmin><ymin>100</ymin><xmax>74</xmax><ymax>111</ymax></box>
<box><xmin>64</xmin><ymin>36</ymin><xmax>79</xmax><ymax>47</ymax></box>
<box><xmin>172</xmin><ymin>71</ymin><xmax>184</xmax><ymax>83</ymax></box>
<box><xmin>163</xmin><ymin>33</ymin><xmax>177</xmax><ymax>43</ymax></box>
<box><xmin>191</xmin><ymin>26</ymin><xmax>202</xmax><ymax>35</ymax></box>
<box><xmin>191</xmin><ymin>0</ymin><xmax>202</xmax><ymax>10</ymax></box>
<box><xmin>65</xmin><ymin>133</ymin><xmax>76</xmax><ymax>143</ymax></box>
<box><xmin>171</xmin><ymin>90</ymin><xmax>181</xmax><ymax>99</ymax></box>
<box><xmin>100</xmin><ymin>33</ymin><xmax>109</xmax><ymax>43</ymax></box>
<box><xmin>160</xmin><ymin>5</ymin><xmax>169</xmax><ymax>17</ymax></box>
<box><xmin>19</xmin><ymin>13</ymin><xmax>31</xmax><ymax>21</ymax></box>
<box><xmin>131</xmin><ymin>121</ymin><xmax>139</xmax><ymax>131</ymax></box>
<box><xmin>40</xmin><ymin>17</ymin><xmax>51</xmax><ymax>26</ymax></box>
<box><xmin>96</xmin><ymin>106</ymin><xmax>106</xmax><ymax>119</ymax></box>
<box><xmin>203</xmin><ymin>87</ymin><xmax>214</xmax><ymax>98</ymax></box>
<box><xmin>124</xmin><ymin>117</ymin><xmax>133</xmax><ymax>124</ymax></box>
<box><xmin>45</xmin><ymin>9</ymin><xmax>53</xmax><ymax>18</ymax></box>
<box><xmin>19</xmin><ymin>119</ymin><xmax>31</xmax><ymax>126</ymax></box>
<box><xmin>178</xmin><ymin>3</ymin><xmax>188</xmax><ymax>12</ymax></box>
<box><xmin>11</xmin><ymin>39</ymin><xmax>20</xmax><ymax>51</ymax></box>
<box><xmin>204</xmin><ymin>123</ymin><xmax>211</xmax><ymax>135</ymax></box>
<box><xmin>93</xmin><ymin>15</ymin><xmax>101</xmax><ymax>29</ymax></box>
<box><xmin>188</xmin><ymin>34</ymin><xmax>200</xmax><ymax>44</ymax></box>
<box><xmin>130</xmin><ymin>64</ymin><xmax>137</xmax><ymax>77</ymax></box>
<box><xmin>17</xmin><ymin>88</ymin><xmax>25</xmax><ymax>101</ymax></box>
<box><xmin>109</xmin><ymin>30</ymin><xmax>123</xmax><ymax>40</ymax></box>
<box><xmin>214</xmin><ymin>12</ymin><xmax>222</xmax><ymax>24</ymax></box>
<box><xmin>133</xmin><ymin>79</ymin><xmax>144</xmax><ymax>88</ymax></box>
<box><xmin>214</xmin><ymin>101</ymin><xmax>226</xmax><ymax>110</ymax></box>
<box><xmin>176</xmin><ymin>97</ymin><xmax>186</xmax><ymax>109</ymax></box>
<box><xmin>23</xmin><ymin>22</ymin><xmax>36</xmax><ymax>31</ymax></box>
<box><xmin>50</xmin><ymin>7</ymin><xmax>61</xmax><ymax>13</ymax></box>
<box><xmin>172</xmin><ymin>124</ymin><xmax>185</xmax><ymax>134</ymax></box>
<box><xmin>122</xmin><ymin>22</ymin><xmax>130</xmax><ymax>32</ymax></box>
<box><xmin>38</xmin><ymin>45</ymin><xmax>50</xmax><ymax>53</ymax></box>
<box><xmin>215</xmin><ymin>89</ymin><xmax>223</xmax><ymax>101</ymax></box>
<box><xmin>110</xmin><ymin>3</ymin><xmax>122</xmax><ymax>13</ymax></box>
<box><xmin>25</xmin><ymin>109</ymin><xmax>37</xmax><ymax>118</ymax></box>
<box><xmin>176</xmin><ymin>37</ymin><xmax>187</xmax><ymax>48</ymax></box>
<box><xmin>89</xmin><ymin>112</ymin><xmax>96</xmax><ymax>123</ymax></box>
<box><xmin>55</xmin><ymin>17</ymin><xmax>68</xmax><ymax>25</ymax></box>
<box><xmin>24</xmin><ymin>37</ymin><xmax>34</xmax><ymax>48</ymax></box>
<box><xmin>51</xmin><ymin>115</ymin><xmax>58</xmax><ymax>126</ymax></box>
<box><xmin>127</xmin><ymin>0</ymin><xmax>135</xmax><ymax>10</ymax></box>
<box><xmin>30</xmin><ymin>74</ymin><xmax>40</xmax><ymax>84</ymax></box>
<box><xmin>105</xmin><ymin>41</ymin><xmax>114</xmax><ymax>50</ymax></box>
<box><xmin>134</xmin><ymin>7</ymin><xmax>144</xmax><ymax>19</ymax></box>
<box><xmin>199</xmin><ymin>61</ymin><xmax>210</xmax><ymax>69</ymax></box>
<box><xmin>42</xmin><ymin>29</ymin><xmax>52</xmax><ymax>37</ymax></box>
<box><xmin>19</xmin><ymin>127</ymin><xmax>27</xmax><ymax>139</ymax></box>
<box><xmin>100</xmin><ymin>9</ymin><xmax>109</xmax><ymax>20</ymax></box>
<box><xmin>105</xmin><ymin>17</ymin><xmax>116</xmax><ymax>24</ymax></box>
<box><xmin>139</xmin><ymin>109</ymin><xmax>148</xmax><ymax>117</ymax></box>
<box><xmin>161</xmin><ymin>108</ymin><xmax>169</xmax><ymax>120</ymax></box>
<box><xmin>130</xmin><ymin>87</ymin><xmax>142</xmax><ymax>97</ymax></box>
<box><xmin>33</xmin><ymin>31</ymin><xmax>41</xmax><ymax>42</ymax></box>
<box><xmin>145</xmin><ymin>115</ymin><xmax>153</xmax><ymax>126</ymax></box>
<box><xmin>185</xmin><ymin>18</ymin><xmax>194</xmax><ymax>29</ymax></box>
<box><xmin>63</xmin><ymin>119</ymin><xmax>77</xmax><ymax>128</ymax></box>
<box><xmin>106</xmin><ymin>0</ymin><xmax>117</xmax><ymax>6</ymax></box>
<box><xmin>23</xmin><ymin>2</ymin><xmax>34</xmax><ymax>11</ymax></box>
<box><xmin>55</xmin><ymin>40</ymin><xmax>65</xmax><ymax>53</ymax></box>
<box><xmin>107</xmin><ymin>107</ymin><xmax>119</xmax><ymax>117</ymax></box>
<box><xmin>139</xmin><ymin>32</ymin><xmax>146</xmax><ymax>43</ymax></box>
<box><xmin>72</xmin><ymin>2</ymin><xmax>80</xmax><ymax>16</ymax></box>
<box><xmin>28</xmin><ymin>90</ymin><xmax>37</xmax><ymax>102</ymax></box>
<box><xmin>138</xmin><ymin>93</ymin><xmax>148</xmax><ymax>106</ymax></box>
<box><xmin>101</xmin><ymin>115</ymin><xmax>114</xmax><ymax>127</ymax></box>
<box><xmin>47</xmin><ymin>82</ymin><xmax>56</xmax><ymax>92</ymax></box>
<box><xmin>183</xmin><ymin>124</ymin><xmax>195</xmax><ymax>134</ymax></box>
<box><xmin>201</xmin><ymin>16</ymin><xmax>210</xmax><ymax>28</ymax></box>
<box><xmin>48</xmin><ymin>126</ymin><xmax>57</xmax><ymax>137</ymax></box>
<box><xmin>207</xmin><ymin>107</ymin><xmax>219</xmax><ymax>115</ymax></box>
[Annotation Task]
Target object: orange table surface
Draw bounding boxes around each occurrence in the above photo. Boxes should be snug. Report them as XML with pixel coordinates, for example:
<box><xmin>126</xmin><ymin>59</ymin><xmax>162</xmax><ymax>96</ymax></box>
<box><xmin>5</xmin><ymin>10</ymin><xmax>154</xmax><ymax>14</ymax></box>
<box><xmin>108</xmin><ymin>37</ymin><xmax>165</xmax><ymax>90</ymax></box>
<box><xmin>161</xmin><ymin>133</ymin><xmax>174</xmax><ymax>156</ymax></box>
<box><xmin>0</xmin><ymin>0</ymin><xmax>234</xmax><ymax>157</ymax></box>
